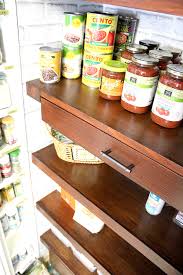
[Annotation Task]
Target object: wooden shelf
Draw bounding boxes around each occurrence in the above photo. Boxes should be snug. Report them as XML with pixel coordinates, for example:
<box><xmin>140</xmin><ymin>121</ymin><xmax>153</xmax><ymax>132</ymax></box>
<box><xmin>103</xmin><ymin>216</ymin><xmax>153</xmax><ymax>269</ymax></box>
<box><xmin>86</xmin><ymin>0</ymin><xmax>183</xmax><ymax>17</ymax></box>
<box><xmin>27</xmin><ymin>78</ymin><xmax>183</xmax><ymax>177</ymax></box>
<box><xmin>41</xmin><ymin>230</ymin><xmax>94</xmax><ymax>275</ymax></box>
<box><xmin>37</xmin><ymin>191</ymin><xmax>164</xmax><ymax>275</ymax></box>
<box><xmin>33</xmin><ymin>145</ymin><xmax>183</xmax><ymax>273</ymax></box>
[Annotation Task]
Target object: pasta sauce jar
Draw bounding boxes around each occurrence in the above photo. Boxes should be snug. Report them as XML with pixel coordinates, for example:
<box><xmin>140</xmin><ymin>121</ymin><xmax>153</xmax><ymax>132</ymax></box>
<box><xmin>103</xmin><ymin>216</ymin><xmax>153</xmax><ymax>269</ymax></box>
<box><xmin>149</xmin><ymin>50</ymin><xmax>172</xmax><ymax>74</ymax></box>
<box><xmin>151</xmin><ymin>64</ymin><xmax>183</xmax><ymax>128</ymax></box>
<box><xmin>159</xmin><ymin>46</ymin><xmax>182</xmax><ymax>64</ymax></box>
<box><xmin>99</xmin><ymin>60</ymin><xmax>127</xmax><ymax>100</ymax></box>
<box><xmin>120</xmin><ymin>44</ymin><xmax>147</xmax><ymax>64</ymax></box>
<box><xmin>121</xmin><ymin>54</ymin><xmax>159</xmax><ymax>114</ymax></box>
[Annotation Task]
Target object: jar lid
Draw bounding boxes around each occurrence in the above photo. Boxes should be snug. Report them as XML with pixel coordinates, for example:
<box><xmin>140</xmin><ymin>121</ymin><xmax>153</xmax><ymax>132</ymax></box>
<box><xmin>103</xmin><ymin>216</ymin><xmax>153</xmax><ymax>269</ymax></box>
<box><xmin>139</xmin><ymin>40</ymin><xmax>159</xmax><ymax>47</ymax></box>
<box><xmin>132</xmin><ymin>54</ymin><xmax>159</xmax><ymax>66</ymax></box>
<box><xmin>167</xmin><ymin>64</ymin><xmax>183</xmax><ymax>78</ymax></box>
<box><xmin>118</xmin><ymin>15</ymin><xmax>137</xmax><ymax>21</ymax></box>
<box><xmin>9</xmin><ymin>149</ymin><xmax>20</xmax><ymax>157</ymax></box>
<box><xmin>1</xmin><ymin>115</ymin><xmax>14</xmax><ymax>124</ymax></box>
<box><xmin>102</xmin><ymin>60</ymin><xmax>127</xmax><ymax>72</ymax></box>
<box><xmin>149</xmin><ymin>49</ymin><xmax>173</xmax><ymax>60</ymax></box>
<box><xmin>39</xmin><ymin>46</ymin><xmax>61</xmax><ymax>53</ymax></box>
<box><xmin>64</xmin><ymin>12</ymin><xmax>84</xmax><ymax>15</ymax></box>
<box><xmin>159</xmin><ymin>46</ymin><xmax>182</xmax><ymax>55</ymax></box>
<box><xmin>126</xmin><ymin>44</ymin><xmax>148</xmax><ymax>53</ymax></box>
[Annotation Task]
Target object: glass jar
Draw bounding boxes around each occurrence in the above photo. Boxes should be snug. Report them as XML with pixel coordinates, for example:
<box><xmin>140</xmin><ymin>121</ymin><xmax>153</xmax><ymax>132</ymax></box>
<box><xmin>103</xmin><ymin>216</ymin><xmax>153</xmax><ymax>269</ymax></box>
<box><xmin>1</xmin><ymin>115</ymin><xmax>17</xmax><ymax>145</ymax></box>
<box><xmin>121</xmin><ymin>54</ymin><xmax>159</xmax><ymax>114</ymax></box>
<box><xmin>159</xmin><ymin>46</ymin><xmax>182</xmax><ymax>64</ymax></box>
<box><xmin>2</xmin><ymin>184</ymin><xmax>15</xmax><ymax>201</ymax></box>
<box><xmin>99</xmin><ymin>60</ymin><xmax>127</xmax><ymax>101</ymax></box>
<box><xmin>149</xmin><ymin>50</ymin><xmax>173</xmax><ymax>74</ymax></box>
<box><xmin>120</xmin><ymin>44</ymin><xmax>147</xmax><ymax>64</ymax></box>
<box><xmin>0</xmin><ymin>154</ymin><xmax>12</xmax><ymax>178</ymax></box>
<box><xmin>151</xmin><ymin>64</ymin><xmax>183</xmax><ymax>128</ymax></box>
<box><xmin>0</xmin><ymin>73</ymin><xmax>11</xmax><ymax>110</ymax></box>
<box><xmin>139</xmin><ymin>40</ymin><xmax>159</xmax><ymax>53</ymax></box>
<box><xmin>9</xmin><ymin>149</ymin><xmax>21</xmax><ymax>173</ymax></box>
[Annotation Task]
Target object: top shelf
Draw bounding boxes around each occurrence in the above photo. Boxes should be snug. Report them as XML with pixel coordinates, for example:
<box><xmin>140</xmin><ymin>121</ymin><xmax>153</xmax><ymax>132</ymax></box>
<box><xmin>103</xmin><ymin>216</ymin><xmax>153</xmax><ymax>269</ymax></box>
<box><xmin>27</xmin><ymin>78</ymin><xmax>183</xmax><ymax>176</ymax></box>
<box><xmin>87</xmin><ymin>0</ymin><xmax>183</xmax><ymax>17</ymax></box>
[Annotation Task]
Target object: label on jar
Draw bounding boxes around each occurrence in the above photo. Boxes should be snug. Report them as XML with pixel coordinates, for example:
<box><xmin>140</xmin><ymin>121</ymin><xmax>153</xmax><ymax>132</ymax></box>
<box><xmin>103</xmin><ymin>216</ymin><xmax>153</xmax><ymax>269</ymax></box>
<box><xmin>152</xmin><ymin>82</ymin><xmax>183</xmax><ymax>121</ymax></box>
<box><xmin>120</xmin><ymin>57</ymin><xmax>131</xmax><ymax>64</ymax></box>
<box><xmin>100</xmin><ymin>76</ymin><xmax>123</xmax><ymax>96</ymax></box>
<box><xmin>122</xmin><ymin>71</ymin><xmax>158</xmax><ymax>107</ymax></box>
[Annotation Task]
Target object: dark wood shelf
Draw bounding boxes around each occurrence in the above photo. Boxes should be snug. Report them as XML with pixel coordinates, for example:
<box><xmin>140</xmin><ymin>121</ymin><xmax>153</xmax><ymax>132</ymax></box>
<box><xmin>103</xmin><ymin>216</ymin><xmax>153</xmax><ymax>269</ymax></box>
<box><xmin>86</xmin><ymin>0</ymin><xmax>183</xmax><ymax>17</ymax></box>
<box><xmin>33</xmin><ymin>145</ymin><xmax>183</xmax><ymax>273</ymax></box>
<box><xmin>27</xmin><ymin>78</ymin><xmax>183</xmax><ymax>177</ymax></box>
<box><xmin>41</xmin><ymin>230</ymin><xmax>94</xmax><ymax>275</ymax></box>
<box><xmin>37</xmin><ymin>191</ymin><xmax>164</xmax><ymax>275</ymax></box>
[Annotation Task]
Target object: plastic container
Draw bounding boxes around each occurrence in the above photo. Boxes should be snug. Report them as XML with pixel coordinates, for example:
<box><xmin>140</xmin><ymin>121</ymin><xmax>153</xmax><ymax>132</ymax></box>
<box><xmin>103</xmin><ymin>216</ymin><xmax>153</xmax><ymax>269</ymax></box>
<box><xmin>145</xmin><ymin>192</ymin><xmax>165</xmax><ymax>215</ymax></box>
<box><xmin>9</xmin><ymin>149</ymin><xmax>21</xmax><ymax>173</ymax></box>
<box><xmin>120</xmin><ymin>44</ymin><xmax>147</xmax><ymax>64</ymax></box>
<box><xmin>1</xmin><ymin>115</ymin><xmax>17</xmax><ymax>145</ymax></box>
<box><xmin>139</xmin><ymin>40</ymin><xmax>159</xmax><ymax>53</ymax></box>
<box><xmin>121</xmin><ymin>54</ymin><xmax>159</xmax><ymax>114</ymax></box>
<box><xmin>99</xmin><ymin>60</ymin><xmax>127</xmax><ymax>100</ymax></box>
<box><xmin>0</xmin><ymin>154</ymin><xmax>12</xmax><ymax>178</ymax></box>
<box><xmin>149</xmin><ymin>49</ymin><xmax>173</xmax><ymax>75</ymax></box>
<box><xmin>151</xmin><ymin>64</ymin><xmax>183</xmax><ymax>128</ymax></box>
<box><xmin>0</xmin><ymin>72</ymin><xmax>11</xmax><ymax>110</ymax></box>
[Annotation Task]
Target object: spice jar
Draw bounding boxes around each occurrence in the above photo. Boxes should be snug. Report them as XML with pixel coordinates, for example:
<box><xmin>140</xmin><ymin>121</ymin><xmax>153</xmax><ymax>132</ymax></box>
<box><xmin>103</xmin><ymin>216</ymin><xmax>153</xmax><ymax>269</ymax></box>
<box><xmin>0</xmin><ymin>154</ymin><xmax>12</xmax><ymax>178</ymax></box>
<box><xmin>159</xmin><ymin>46</ymin><xmax>182</xmax><ymax>64</ymax></box>
<box><xmin>0</xmin><ymin>73</ymin><xmax>11</xmax><ymax>110</ymax></box>
<box><xmin>120</xmin><ymin>44</ymin><xmax>147</xmax><ymax>64</ymax></box>
<box><xmin>151</xmin><ymin>64</ymin><xmax>183</xmax><ymax>128</ymax></box>
<box><xmin>139</xmin><ymin>40</ymin><xmax>159</xmax><ymax>53</ymax></box>
<box><xmin>99</xmin><ymin>60</ymin><xmax>127</xmax><ymax>100</ymax></box>
<box><xmin>149</xmin><ymin>50</ymin><xmax>173</xmax><ymax>75</ymax></box>
<box><xmin>121</xmin><ymin>54</ymin><xmax>159</xmax><ymax>114</ymax></box>
<box><xmin>1</xmin><ymin>116</ymin><xmax>17</xmax><ymax>145</ymax></box>
<box><xmin>2</xmin><ymin>184</ymin><xmax>15</xmax><ymax>201</ymax></box>
<box><xmin>9</xmin><ymin>149</ymin><xmax>21</xmax><ymax>174</ymax></box>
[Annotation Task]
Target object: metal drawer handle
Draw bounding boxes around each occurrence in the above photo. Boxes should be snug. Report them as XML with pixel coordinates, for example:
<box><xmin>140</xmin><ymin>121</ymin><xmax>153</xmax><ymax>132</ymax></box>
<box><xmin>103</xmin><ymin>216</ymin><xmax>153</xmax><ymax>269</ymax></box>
<box><xmin>101</xmin><ymin>149</ymin><xmax>134</xmax><ymax>173</ymax></box>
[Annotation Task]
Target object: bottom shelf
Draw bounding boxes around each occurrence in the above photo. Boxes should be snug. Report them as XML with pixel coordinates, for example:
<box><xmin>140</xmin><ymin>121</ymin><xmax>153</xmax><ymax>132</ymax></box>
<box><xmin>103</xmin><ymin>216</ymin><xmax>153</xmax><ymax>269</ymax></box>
<box><xmin>41</xmin><ymin>230</ymin><xmax>95</xmax><ymax>275</ymax></box>
<box><xmin>37</xmin><ymin>191</ymin><xmax>164</xmax><ymax>275</ymax></box>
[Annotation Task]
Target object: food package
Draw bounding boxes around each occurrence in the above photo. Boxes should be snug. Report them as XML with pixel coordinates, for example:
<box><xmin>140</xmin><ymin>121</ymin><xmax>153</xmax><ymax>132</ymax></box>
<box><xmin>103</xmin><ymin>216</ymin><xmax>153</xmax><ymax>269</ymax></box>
<box><xmin>61</xmin><ymin>189</ymin><xmax>75</xmax><ymax>210</ymax></box>
<box><xmin>73</xmin><ymin>201</ymin><xmax>104</xmax><ymax>234</ymax></box>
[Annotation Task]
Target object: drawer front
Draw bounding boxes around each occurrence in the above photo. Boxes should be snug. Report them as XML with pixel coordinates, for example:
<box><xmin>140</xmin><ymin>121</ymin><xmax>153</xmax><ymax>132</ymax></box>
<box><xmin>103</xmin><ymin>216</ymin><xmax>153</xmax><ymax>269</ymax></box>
<box><xmin>41</xmin><ymin>98</ymin><xmax>183</xmax><ymax>211</ymax></box>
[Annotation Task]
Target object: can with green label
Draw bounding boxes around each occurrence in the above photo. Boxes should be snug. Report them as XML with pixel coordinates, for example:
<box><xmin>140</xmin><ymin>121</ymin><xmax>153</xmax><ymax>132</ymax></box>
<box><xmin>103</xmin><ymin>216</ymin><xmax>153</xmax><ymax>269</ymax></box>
<box><xmin>62</xmin><ymin>46</ymin><xmax>83</xmax><ymax>79</ymax></box>
<box><xmin>63</xmin><ymin>12</ymin><xmax>86</xmax><ymax>47</ymax></box>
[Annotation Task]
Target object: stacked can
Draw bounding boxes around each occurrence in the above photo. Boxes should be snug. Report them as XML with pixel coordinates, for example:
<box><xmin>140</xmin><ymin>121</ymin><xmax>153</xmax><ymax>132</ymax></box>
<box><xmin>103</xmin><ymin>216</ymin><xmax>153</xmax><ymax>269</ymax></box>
<box><xmin>114</xmin><ymin>16</ymin><xmax>138</xmax><ymax>61</ymax></box>
<box><xmin>82</xmin><ymin>12</ymin><xmax>118</xmax><ymax>88</ymax></box>
<box><xmin>62</xmin><ymin>12</ymin><xmax>85</xmax><ymax>79</ymax></box>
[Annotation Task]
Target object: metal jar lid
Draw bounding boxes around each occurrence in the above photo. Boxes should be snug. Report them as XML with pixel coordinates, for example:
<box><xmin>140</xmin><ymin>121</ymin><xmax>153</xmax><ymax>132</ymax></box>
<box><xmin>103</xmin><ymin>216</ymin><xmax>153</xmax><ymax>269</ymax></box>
<box><xmin>159</xmin><ymin>46</ymin><xmax>182</xmax><ymax>56</ymax></box>
<box><xmin>126</xmin><ymin>44</ymin><xmax>148</xmax><ymax>53</ymax></box>
<box><xmin>132</xmin><ymin>54</ymin><xmax>159</xmax><ymax>66</ymax></box>
<box><xmin>149</xmin><ymin>49</ymin><xmax>173</xmax><ymax>61</ymax></box>
<box><xmin>39</xmin><ymin>46</ymin><xmax>61</xmax><ymax>52</ymax></box>
<box><xmin>167</xmin><ymin>64</ymin><xmax>183</xmax><ymax>78</ymax></box>
<box><xmin>139</xmin><ymin>40</ymin><xmax>159</xmax><ymax>47</ymax></box>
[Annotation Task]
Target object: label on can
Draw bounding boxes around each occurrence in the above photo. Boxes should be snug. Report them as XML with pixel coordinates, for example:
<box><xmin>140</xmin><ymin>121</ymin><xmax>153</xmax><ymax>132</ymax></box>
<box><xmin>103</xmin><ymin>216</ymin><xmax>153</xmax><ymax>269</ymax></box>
<box><xmin>82</xmin><ymin>52</ymin><xmax>112</xmax><ymax>88</ymax></box>
<box><xmin>85</xmin><ymin>13</ymin><xmax>118</xmax><ymax>54</ymax></box>
<box><xmin>63</xmin><ymin>13</ymin><xmax>85</xmax><ymax>47</ymax></box>
<box><xmin>39</xmin><ymin>47</ymin><xmax>61</xmax><ymax>84</ymax></box>
<box><xmin>62</xmin><ymin>46</ymin><xmax>83</xmax><ymax>79</ymax></box>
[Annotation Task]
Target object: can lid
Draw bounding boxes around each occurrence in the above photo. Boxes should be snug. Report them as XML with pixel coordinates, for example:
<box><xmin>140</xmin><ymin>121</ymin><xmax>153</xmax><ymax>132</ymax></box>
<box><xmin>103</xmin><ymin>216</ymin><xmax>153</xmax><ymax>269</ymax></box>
<box><xmin>9</xmin><ymin>149</ymin><xmax>20</xmax><ymax>157</ymax></box>
<box><xmin>149</xmin><ymin>49</ymin><xmax>173</xmax><ymax>60</ymax></box>
<box><xmin>139</xmin><ymin>40</ymin><xmax>159</xmax><ymax>47</ymax></box>
<box><xmin>1</xmin><ymin>115</ymin><xmax>14</xmax><ymax>125</ymax></box>
<box><xmin>132</xmin><ymin>54</ymin><xmax>159</xmax><ymax>66</ymax></box>
<box><xmin>159</xmin><ymin>46</ymin><xmax>182</xmax><ymax>55</ymax></box>
<box><xmin>126</xmin><ymin>44</ymin><xmax>147</xmax><ymax>53</ymax></box>
<box><xmin>64</xmin><ymin>12</ymin><xmax>84</xmax><ymax>16</ymax></box>
<box><xmin>39</xmin><ymin>46</ymin><xmax>61</xmax><ymax>52</ymax></box>
<box><xmin>167</xmin><ymin>64</ymin><xmax>183</xmax><ymax>78</ymax></box>
<box><xmin>87</xmin><ymin>12</ymin><xmax>117</xmax><ymax>17</ymax></box>
<box><xmin>102</xmin><ymin>60</ymin><xmax>127</xmax><ymax>72</ymax></box>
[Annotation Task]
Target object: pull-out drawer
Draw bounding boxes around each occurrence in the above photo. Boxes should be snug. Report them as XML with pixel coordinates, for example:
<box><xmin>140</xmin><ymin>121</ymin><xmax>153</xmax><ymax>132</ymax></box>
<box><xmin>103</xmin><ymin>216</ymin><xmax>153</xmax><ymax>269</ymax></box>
<box><xmin>41</xmin><ymin>98</ymin><xmax>183</xmax><ymax>211</ymax></box>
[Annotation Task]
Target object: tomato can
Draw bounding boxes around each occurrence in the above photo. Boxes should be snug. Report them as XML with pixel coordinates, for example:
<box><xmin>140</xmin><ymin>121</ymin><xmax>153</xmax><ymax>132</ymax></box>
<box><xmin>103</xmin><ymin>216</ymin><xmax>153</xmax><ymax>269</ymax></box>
<box><xmin>63</xmin><ymin>12</ymin><xmax>85</xmax><ymax>47</ymax></box>
<box><xmin>115</xmin><ymin>16</ymin><xmax>137</xmax><ymax>50</ymax></box>
<box><xmin>82</xmin><ymin>51</ymin><xmax>112</xmax><ymax>88</ymax></box>
<box><xmin>84</xmin><ymin>12</ymin><xmax>118</xmax><ymax>54</ymax></box>
<box><xmin>62</xmin><ymin>46</ymin><xmax>83</xmax><ymax>79</ymax></box>
<box><xmin>39</xmin><ymin>47</ymin><xmax>61</xmax><ymax>84</ymax></box>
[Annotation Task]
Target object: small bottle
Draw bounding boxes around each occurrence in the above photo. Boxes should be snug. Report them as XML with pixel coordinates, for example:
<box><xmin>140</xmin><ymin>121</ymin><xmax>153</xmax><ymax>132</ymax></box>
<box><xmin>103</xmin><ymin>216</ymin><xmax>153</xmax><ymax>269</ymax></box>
<box><xmin>145</xmin><ymin>192</ymin><xmax>165</xmax><ymax>215</ymax></box>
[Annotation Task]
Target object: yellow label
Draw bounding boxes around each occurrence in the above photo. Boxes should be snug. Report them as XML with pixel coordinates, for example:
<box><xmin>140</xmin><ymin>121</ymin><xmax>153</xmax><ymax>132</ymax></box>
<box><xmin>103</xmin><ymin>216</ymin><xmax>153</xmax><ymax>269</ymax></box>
<box><xmin>100</xmin><ymin>76</ymin><xmax>123</xmax><ymax>96</ymax></box>
<box><xmin>39</xmin><ymin>50</ymin><xmax>61</xmax><ymax>83</ymax></box>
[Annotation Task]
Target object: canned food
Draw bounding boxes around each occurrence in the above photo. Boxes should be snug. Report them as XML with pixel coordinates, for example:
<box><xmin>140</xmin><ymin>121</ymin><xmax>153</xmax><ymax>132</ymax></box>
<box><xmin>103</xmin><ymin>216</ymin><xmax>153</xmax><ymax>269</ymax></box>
<box><xmin>39</xmin><ymin>47</ymin><xmax>61</xmax><ymax>84</ymax></box>
<box><xmin>115</xmin><ymin>16</ymin><xmax>137</xmax><ymax>50</ymax></box>
<box><xmin>84</xmin><ymin>12</ymin><xmax>118</xmax><ymax>54</ymax></box>
<box><xmin>62</xmin><ymin>46</ymin><xmax>83</xmax><ymax>79</ymax></box>
<box><xmin>63</xmin><ymin>12</ymin><xmax>85</xmax><ymax>47</ymax></box>
<box><xmin>82</xmin><ymin>52</ymin><xmax>113</xmax><ymax>88</ymax></box>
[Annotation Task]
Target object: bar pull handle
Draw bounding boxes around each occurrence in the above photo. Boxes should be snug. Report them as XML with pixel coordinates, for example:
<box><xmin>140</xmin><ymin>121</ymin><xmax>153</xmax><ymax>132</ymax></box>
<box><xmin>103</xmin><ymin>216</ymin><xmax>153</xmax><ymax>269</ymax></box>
<box><xmin>101</xmin><ymin>149</ymin><xmax>134</xmax><ymax>173</ymax></box>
